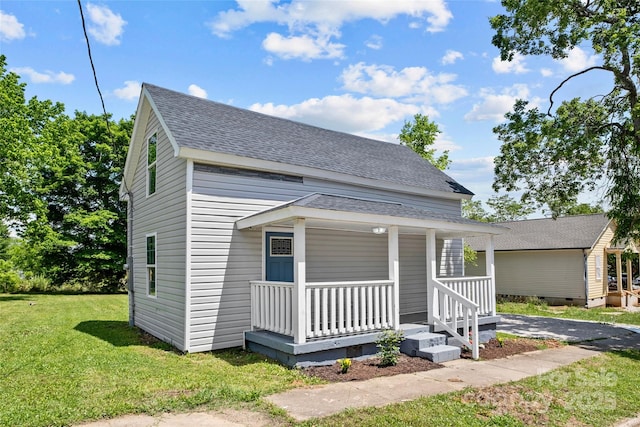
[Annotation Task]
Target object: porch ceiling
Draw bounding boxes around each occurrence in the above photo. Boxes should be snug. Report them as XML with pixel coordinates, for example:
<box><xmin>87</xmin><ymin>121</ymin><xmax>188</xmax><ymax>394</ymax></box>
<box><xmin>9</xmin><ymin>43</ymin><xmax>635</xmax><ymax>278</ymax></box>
<box><xmin>236</xmin><ymin>193</ymin><xmax>506</xmax><ymax>238</ymax></box>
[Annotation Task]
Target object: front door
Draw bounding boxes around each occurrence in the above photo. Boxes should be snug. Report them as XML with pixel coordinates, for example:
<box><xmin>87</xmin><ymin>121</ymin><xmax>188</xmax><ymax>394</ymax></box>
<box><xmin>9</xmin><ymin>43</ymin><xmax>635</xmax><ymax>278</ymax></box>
<box><xmin>265</xmin><ymin>232</ymin><xmax>294</xmax><ymax>282</ymax></box>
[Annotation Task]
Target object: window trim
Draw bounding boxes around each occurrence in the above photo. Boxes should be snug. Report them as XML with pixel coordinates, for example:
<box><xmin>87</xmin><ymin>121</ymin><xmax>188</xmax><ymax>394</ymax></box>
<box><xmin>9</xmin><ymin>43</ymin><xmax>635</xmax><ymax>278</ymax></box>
<box><xmin>146</xmin><ymin>132</ymin><xmax>158</xmax><ymax>197</ymax></box>
<box><xmin>146</xmin><ymin>232</ymin><xmax>157</xmax><ymax>298</ymax></box>
<box><xmin>269</xmin><ymin>236</ymin><xmax>293</xmax><ymax>257</ymax></box>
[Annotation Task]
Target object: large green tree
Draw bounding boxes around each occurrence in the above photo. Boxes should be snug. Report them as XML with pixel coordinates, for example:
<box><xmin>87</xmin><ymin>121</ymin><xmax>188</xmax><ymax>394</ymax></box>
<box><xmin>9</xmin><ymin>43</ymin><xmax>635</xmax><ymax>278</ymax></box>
<box><xmin>0</xmin><ymin>55</ymin><xmax>131</xmax><ymax>290</ymax></box>
<box><xmin>490</xmin><ymin>0</ymin><xmax>640</xmax><ymax>243</ymax></box>
<box><xmin>398</xmin><ymin>113</ymin><xmax>451</xmax><ymax>170</ymax></box>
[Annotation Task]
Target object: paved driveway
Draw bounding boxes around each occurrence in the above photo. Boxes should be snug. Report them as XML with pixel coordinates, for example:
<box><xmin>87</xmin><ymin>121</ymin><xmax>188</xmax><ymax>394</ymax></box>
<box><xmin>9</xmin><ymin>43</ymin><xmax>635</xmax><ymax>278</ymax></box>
<box><xmin>498</xmin><ymin>314</ymin><xmax>640</xmax><ymax>351</ymax></box>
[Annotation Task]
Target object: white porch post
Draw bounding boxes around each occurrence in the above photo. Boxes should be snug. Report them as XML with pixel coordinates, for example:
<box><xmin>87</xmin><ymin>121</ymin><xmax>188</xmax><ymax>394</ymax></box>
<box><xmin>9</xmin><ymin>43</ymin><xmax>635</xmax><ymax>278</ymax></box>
<box><xmin>293</xmin><ymin>218</ymin><xmax>306</xmax><ymax>344</ymax></box>
<box><xmin>485</xmin><ymin>235</ymin><xmax>496</xmax><ymax>316</ymax></box>
<box><xmin>426</xmin><ymin>229</ymin><xmax>437</xmax><ymax>324</ymax></box>
<box><xmin>388</xmin><ymin>225</ymin><xmax>400</xmax><ymax>329</ymax></box>
<box><xmin>616</xmin><ymin>252</ymin><xmax>623</xmax><ymax>292</ymax></box>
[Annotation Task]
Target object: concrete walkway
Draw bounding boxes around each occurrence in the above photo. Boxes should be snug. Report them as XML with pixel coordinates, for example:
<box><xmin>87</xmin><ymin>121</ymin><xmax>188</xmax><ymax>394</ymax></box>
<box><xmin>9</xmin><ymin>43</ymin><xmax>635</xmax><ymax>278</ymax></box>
<box><xmin>266</xmin><ymin>345</ymin><xmax>599</xmax><ymax>421</ymax></box>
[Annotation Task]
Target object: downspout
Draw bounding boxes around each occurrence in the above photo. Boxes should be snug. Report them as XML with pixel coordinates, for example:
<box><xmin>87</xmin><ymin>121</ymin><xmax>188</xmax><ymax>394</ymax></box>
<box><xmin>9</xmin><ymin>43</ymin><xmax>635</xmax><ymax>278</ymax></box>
<box><xmin>127</xmin><ymin>190</ymin><xmax>135</xmax><ymax>327</ymax></box>
<box><xmin>582</xmin><ymin>250</ymin><xmax>588</xmax><ymax>309</ymax></box>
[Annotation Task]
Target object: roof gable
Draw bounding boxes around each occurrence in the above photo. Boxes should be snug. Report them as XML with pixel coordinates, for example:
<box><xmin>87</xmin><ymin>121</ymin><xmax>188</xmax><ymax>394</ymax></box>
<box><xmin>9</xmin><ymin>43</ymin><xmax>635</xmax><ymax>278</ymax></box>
<box><xmin>466</xmin><ymin>214</ymin><xmax>612</xmax><ymax>251</ymax></box>
<box><xmin>133</xmin><ymin>83</ymin><xmax>472</xmax><ymax>198</ymax></box>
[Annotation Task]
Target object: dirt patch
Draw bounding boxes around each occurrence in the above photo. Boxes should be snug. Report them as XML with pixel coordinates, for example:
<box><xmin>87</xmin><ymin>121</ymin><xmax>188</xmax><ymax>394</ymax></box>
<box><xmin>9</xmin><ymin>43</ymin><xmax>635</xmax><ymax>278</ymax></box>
<box><xmin>460</xmin><ymin>384</ymin><xmax>562</xmax><ymax>425</ymax></box>
<box><xmin>461</xmin><ymin>338</ymin><xmax>564</xmax><ymax>360</ymax></box>
<box><xmin>301</xmin><ymin>354</ymin><xmax>443</xmax><ymax>382</ymax></box>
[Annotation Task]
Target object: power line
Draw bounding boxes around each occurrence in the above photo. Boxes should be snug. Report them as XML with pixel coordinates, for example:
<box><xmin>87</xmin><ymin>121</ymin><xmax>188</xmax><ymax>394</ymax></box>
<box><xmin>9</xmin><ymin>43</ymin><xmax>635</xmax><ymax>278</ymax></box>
<box><xmin>77</xmin><ymin>0</ymin><xmax>112</xmax><ymax>137</ymax></box>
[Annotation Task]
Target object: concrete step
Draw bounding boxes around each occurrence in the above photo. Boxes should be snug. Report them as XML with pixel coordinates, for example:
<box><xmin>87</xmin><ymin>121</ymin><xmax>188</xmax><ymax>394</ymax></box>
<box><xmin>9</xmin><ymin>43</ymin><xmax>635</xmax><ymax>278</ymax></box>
<box><xmin>400</xmin><ymin>332</ymin><xmax>447</xmax><ymax>356</ymax></box>
<box><xmin>416</xmin><ymin>344</ymin><xmax>461</xmax><ymax>363</ymax></box>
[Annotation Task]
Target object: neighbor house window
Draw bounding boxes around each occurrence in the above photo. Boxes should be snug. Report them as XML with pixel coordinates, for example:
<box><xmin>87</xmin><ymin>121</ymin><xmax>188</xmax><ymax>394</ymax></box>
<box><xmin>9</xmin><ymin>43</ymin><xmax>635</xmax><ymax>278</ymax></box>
<box><xmin>147</xmin><ymin>133</ymin><xmax>157</xmax><ymax>196</ymax></box>
<box><xmin>595</xmin><ymin>255</ymin><xmax>602</xmax><ymax>280</ymax></box>
<box><xmin>146</xmin><ymin>233</ymin><xmax>157</xmax><ymax>297</ymax></box>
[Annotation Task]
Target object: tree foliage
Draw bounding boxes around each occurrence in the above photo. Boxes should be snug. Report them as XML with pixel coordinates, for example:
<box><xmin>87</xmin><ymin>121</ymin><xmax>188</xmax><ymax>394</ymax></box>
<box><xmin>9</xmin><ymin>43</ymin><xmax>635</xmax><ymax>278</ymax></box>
<box><xmin>490</xmin><ymin>0</ymin><xmax>640</xmax><ymax>243</ymax></box>
<box><xmin>398</xmin><ymin>113</ymin><xmax>450</xmax><ymax>170</ymax></box>
<box><xmin>462</xmin><ymin>195</ymin><xmax>534</xmax><ymax>223</ymax></box>
<box><xmin>0</xmin><ymin>55</ymin><xmax>131</xmax><ymax>291</ymax></box>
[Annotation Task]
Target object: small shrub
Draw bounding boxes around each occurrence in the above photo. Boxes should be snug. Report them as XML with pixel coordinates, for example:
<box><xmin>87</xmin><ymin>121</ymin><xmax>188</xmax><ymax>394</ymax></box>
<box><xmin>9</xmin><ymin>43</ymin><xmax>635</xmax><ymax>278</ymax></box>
<box><xmin>525</xmin><ymin>295</ymin><xmax>547</xmax><ymax>307</ymax></box>
<box><xmin>26</xmin><ymin>274</ymin><xmax>50</xmax><ymax>292</ymax></box>
<box><xmin>376</xmin><ymin>329</ymin><xmax>404</xmax><ymax>366</ymax></box>
<box><xmin>338</xmin><ymin>358</ymin><xmax>351</xmax><ymax>374</ymax></box>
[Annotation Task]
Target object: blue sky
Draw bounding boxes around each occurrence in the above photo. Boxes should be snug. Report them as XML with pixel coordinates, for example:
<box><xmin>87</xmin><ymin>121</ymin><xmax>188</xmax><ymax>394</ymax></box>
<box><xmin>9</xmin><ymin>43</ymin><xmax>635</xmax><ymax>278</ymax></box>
<box><xmin>0</xmin><ymin>1</ymin><xmax>607</xmax><ymax>204</ymax></box>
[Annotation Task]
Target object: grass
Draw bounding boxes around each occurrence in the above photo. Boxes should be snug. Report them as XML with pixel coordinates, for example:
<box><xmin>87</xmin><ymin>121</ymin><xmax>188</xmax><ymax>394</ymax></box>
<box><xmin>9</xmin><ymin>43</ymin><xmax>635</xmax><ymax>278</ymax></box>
<box><xmin>497</xmin><ymin>300</ymin><xmax>640</xmax><ymax>326</ymax></box>
<box><xmin>0</xmin><ymin>294</ymin><xmax>318</xmax><ymax>427</ymax></box>
<box><xmin>300</xmin><ymin>350</ymin><xmax>640</xmax><ymax>426</ymax></box>
<box><xmin>2</xmin><ymin>294</ymin><xmax>639</xmax><ymax>427</ymax></box>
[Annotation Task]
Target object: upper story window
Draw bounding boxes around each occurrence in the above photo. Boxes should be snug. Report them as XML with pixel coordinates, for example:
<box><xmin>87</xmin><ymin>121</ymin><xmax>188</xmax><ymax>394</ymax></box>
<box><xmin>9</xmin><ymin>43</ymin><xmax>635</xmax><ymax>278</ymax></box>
<box><xmin>147</xmin><ymin>133</ymin><xmax>157</xmax><ymax>196</ymax></box>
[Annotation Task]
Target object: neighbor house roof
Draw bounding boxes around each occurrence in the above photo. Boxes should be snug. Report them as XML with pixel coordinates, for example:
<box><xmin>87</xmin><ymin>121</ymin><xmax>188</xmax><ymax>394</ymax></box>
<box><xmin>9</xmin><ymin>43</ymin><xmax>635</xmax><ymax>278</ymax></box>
<box><xmin>237</xmin><ymin>193</ymin><xmax>506</xmax><ymax>236</ymax></box>
<box><xmin>465</xmin><ymin>214</ymin><xmax>611</xmax><ymax>251</ymax></box>
<box><xmin>138</xmin><ymin>84</ymin><xmax>473</xmax><ymax>197</ymax></box>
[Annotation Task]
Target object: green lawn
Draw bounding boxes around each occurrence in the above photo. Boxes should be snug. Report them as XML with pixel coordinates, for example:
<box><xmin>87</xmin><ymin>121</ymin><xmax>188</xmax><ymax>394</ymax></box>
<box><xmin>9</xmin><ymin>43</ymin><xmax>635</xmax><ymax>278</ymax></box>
<box><xmin>497</xmin><ymin>300</ymin><xmax>640</xmax><ymax>325</ymax></box>
<box><xmin>2</xmin><ymin>294</ymin><xmax>639</xmax><ymax>427</ymax></box>
<box><xmin>0</xmin><ymin>294</ymin><xmax>317</xmax><ymax>427</ymax></box>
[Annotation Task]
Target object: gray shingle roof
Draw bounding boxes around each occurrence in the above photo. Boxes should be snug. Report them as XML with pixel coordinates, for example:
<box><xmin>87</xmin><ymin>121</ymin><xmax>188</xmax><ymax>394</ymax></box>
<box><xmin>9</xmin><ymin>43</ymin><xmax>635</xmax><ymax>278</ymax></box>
<box><xmin>243</xmin><ymin>193</ymin><xmax>501</xmax><ymax>228</ymax></box>
<box><xmin>465</xmin><ymin>214</ymin><xmax>611</xmax><ymax>251</ymax></box>
<box><xmin>144</xmin><ymin>83</ymin><xmax>472</xmax><ymax>196</ymax></box>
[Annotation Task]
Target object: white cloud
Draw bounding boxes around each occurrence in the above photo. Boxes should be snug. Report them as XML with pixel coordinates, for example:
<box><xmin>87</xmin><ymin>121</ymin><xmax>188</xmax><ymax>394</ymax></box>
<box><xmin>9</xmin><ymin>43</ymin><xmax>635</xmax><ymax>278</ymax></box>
<box><xmin>250</xmin><ymin>94</ymin><xmax>423</xmax><ymax>134</ymax></box>
<box><xmin>340</xmin><ymin>62</ymin><xmax>467</xmax><ymax>104</ymax></box>
<box><xmin>209</xmin><ymin>0</ymin><xmax>452</xmax><ymax>60</ymax></box>
<box><xmin>11</xmin><ymin>67</ymin><xmax>74</xmax><ymax>84</ymax></box>
<box><xmin>0</xmin><ymin>11</ymin><xmax>26</xmax><ymax>41</ymax></box>
<box><xmin>558</xmin><ymin>46</ymin><xmax>598</xmax><ymax>73</ymax></box>
<box><xmin>262</xmin><ymin>31</ymin><xmax>345</xmax><ymax>60</ymax></box>
<box><xmin>365</xmin><ymin>35</ymin><xmax>383</xmax><ymax>50</ymax></box>
<box><xmin>86</xmin><ymin>3</ymin><xmax>126</xmax><ymax>46</ymax></box>
<box><xmin>540</xmin><ymin>68</ymin><xmax>554</xmax><ymax>77</ymax></box>
<box><xmin>188</xmin><ymin>84</ymin><xmax>208</xmax><ymax>99</ymax></box>
<box><xmin>464</xmin><ymin>84</ymin><xmax>541</xmax><ymax>123</ymax></box>
<box><xmin>441</xmin><ymin>50</ymin><xmax>463</xmax><ymax>65</ymax></box>
<box><xmin>447</xmin><ymin>156</ymin><xmax>496</xmax><ymax>199</ymax></box>
<box><xmin>492</xmin><ymin>52</ymin><xmax>529</xmax><ymax>74</ymax></box>
<box><xmin>113</xmin><ymin>80</ymin><xmax>140</xmax><ymax>100</ymax></box>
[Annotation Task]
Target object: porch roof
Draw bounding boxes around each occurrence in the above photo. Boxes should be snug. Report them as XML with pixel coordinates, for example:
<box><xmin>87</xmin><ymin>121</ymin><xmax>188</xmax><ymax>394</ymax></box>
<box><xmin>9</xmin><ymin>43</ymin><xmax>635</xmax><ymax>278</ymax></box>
<box><xmin>236</xmin><ymin>193</ymin><xmax>506</xmax><ymax>237</ymax></box>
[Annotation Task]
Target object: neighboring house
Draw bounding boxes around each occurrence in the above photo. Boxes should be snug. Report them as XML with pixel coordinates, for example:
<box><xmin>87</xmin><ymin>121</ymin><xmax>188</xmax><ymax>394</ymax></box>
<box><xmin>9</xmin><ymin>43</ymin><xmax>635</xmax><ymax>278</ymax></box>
<box><xmin>466</xmin><ymin>214</ymin><xmax>640</xmax><ymax>308</ymax></box>
<box><xmin>120</xmin><ymin>84</ymin><xmax>505</xmax><ymax>365</ymax></box>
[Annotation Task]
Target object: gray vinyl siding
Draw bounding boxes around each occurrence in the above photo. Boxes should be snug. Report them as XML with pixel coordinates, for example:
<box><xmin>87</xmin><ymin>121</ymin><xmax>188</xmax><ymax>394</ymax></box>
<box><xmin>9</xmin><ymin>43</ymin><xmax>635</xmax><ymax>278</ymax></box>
<box><xmin>188</xmin><ymin>168</ymin><xmax>463</xmax><ymax>351</ymax></box>
<box><xmin>470</xmin><ymin>250</ymin><xmax>585</xmax><ymax>299</ymax></box>
<box><xmin>399</xmin><ymin>235</ymin><xmax>427</xmax><ymax>315</ymax></box>
<box><xmin>437</xmin><ymin>238</ymin><xmax>464</xmax><ymax>277</ymax></box>
<box><xmin>131</xmin><ymin>110</ymin><xmax>187</xmax><ymax>350</ymax></box>
<box><xmin>306</xmin><ymin>229</ymin><xmax>388</xmax><ymax>282</ymax></box>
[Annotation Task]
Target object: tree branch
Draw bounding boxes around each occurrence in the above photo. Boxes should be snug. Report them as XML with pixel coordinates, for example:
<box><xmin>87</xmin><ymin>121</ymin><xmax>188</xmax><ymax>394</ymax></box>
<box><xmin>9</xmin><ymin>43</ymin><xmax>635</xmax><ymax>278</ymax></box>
<box><xmin>548</xmin><ymin>66</ymin><xmax>612</xmax><ymax>115</ymax></box>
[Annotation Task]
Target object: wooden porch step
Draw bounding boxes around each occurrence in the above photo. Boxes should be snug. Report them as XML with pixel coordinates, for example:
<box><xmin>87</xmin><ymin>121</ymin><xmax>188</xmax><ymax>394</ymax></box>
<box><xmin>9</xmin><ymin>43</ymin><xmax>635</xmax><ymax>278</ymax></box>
<box><xmin>401</xmin><ymin>332</ymin><xmax>460</xmax><ymax>363</ymax></box>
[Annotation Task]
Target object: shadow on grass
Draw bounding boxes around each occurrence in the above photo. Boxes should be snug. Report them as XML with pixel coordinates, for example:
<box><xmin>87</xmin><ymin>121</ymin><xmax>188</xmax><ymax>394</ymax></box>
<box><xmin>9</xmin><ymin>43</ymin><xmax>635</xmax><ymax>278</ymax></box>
<box><xmin>74</xmin><ymin>320</ymin><xmax>178</xmax><ymax>353</ymax></box>
<box><xmin>0</xmin><ymin>294</ymin><xmax>32</xmax><ymax>301</ymax></box>
<box><xmin>75</xmin><ymin>321</ymin><xmax>288</xmax><ymax>368</ymax></box>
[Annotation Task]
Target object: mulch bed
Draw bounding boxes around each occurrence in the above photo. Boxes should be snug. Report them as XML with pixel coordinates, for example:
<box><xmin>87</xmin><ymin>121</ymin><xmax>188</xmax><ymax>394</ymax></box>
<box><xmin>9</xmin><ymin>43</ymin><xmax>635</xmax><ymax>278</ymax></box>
<box><xmin>302</xmin><ymin>337</ymin><xmax>564</xmax><ymax>383</ymax></box>
<box><xmin>302</xmin><ymin>354</ymin><xmax>443</xmax><ymax>382</ymax></box>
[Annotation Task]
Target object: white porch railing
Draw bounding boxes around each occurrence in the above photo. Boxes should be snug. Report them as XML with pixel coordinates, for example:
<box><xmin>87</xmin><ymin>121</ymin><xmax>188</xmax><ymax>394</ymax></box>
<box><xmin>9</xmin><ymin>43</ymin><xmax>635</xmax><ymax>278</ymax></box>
<box><xmin>431</xmin><ymin>279</ymin><xmax>479</xmax><ymax>360</ymax></box>
<box><xmin>250</xmin><ymin>279</ymin><xmax>395</xmax><ymax>340</ymax></box>
<box><xmin>438</xmin><ymin>276</ymin><xmax>495</xmax><ymax>316</ymax></box>
<box><xmin>250</xmin><ymin>281</ymin><xmax>294</xmax><ymax>336</ymax></box>
<box><xmin>306</xmin><ymin>280</ymin><xmax>395</xmax><ymax>339</ymax></box>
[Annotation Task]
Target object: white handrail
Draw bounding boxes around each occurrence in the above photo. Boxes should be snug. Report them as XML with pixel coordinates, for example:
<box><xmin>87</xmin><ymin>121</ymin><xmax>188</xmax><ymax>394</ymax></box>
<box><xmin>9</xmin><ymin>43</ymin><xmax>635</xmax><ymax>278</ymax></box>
<box><xmin>250</xmin><ymin>281</ymin><xmax>294</xmax><ymax>336</ymax></box>
<box><xmin>438</xmin><ymin>276</ymin><xmax>495</xmax><ymax>316</ymax></box>
<box><xmin>431</xmin><ymin>279</ymin><xmax>479</xmax><ymax>360</ymax></box>
<box><xmin>306</xmin><ymin>280</ymin><xmax>395</xmax><ymax>338</ymax></box>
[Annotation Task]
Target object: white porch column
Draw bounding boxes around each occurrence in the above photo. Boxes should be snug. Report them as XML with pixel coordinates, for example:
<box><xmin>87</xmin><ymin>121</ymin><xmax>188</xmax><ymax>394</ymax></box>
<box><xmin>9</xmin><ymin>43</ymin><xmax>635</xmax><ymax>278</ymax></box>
<box><xmin>293</xmin><ymin>218</ymin><xmax>306</xmax><ymax>344</ymax></box>
<box><xmin>485</xmin><ymin>235</ymin><xmax>496</xmax><ymax>316</ymax></box>
<box><xmin>627</xmin><ymin>258</ymin><xmax>633</xmax><ymax>292</ymax></box>
<box><xmin>388</xmin><ymin>225</ymin><xmax>400</xmax><ymax>329</ymax></box>
<box><xmin>426</xmin><ymin>229</ymin><xmax>437</xmax><ymax>324</ymax></box>
<box><xmin>616</xmin><ymin>252</ymin><xmax>623</xmax><ymax>292</ymax></box>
